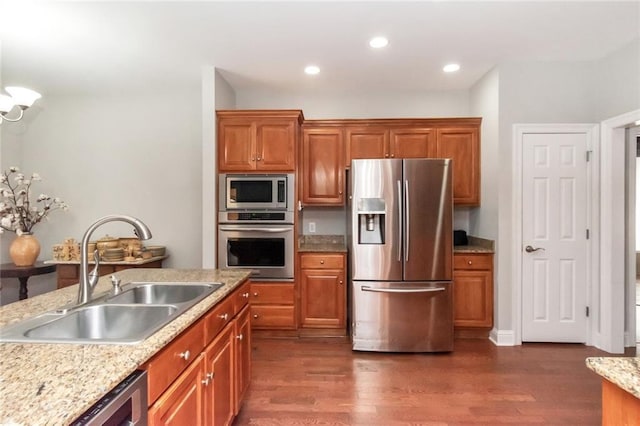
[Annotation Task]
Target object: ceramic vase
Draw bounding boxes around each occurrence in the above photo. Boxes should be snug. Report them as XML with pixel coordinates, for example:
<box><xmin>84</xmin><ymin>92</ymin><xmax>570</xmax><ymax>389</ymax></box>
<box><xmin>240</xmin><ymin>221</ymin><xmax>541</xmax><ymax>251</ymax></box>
<box><xmin>9</xmin><ymin>233</ymin><xmax>41</xmax><ymax>267</ymax></box>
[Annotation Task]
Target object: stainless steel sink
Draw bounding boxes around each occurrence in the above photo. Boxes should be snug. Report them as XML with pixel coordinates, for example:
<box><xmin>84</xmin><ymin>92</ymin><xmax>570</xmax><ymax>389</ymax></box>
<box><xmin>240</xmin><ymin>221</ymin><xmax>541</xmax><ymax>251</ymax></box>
<box><xmin>24</xmin><ymin>304</ymin><xmax>177</xmax><ymax>343</ymax></box>
<box><xmin>0</xmin><ymin>281</ymin><xmax>224</xmax><ymax>344</ymax></box>
<box><xmin>106</xmin><ymin>282</ymin><xmax>222</xmax><ymax>305</ymax></box>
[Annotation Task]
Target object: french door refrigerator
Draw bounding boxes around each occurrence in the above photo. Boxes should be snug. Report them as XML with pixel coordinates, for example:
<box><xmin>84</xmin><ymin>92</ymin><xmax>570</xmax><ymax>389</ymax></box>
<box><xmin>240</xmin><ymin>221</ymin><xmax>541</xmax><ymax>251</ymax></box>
<box><xmin>349</xmin><ymin>158</ymin><xmax>453</xmax><ymax>352</ymax></box>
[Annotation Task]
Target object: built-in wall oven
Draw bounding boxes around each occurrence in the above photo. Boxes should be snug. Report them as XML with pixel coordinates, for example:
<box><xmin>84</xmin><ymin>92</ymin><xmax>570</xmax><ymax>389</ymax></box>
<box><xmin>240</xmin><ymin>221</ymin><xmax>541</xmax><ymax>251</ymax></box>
<box><xmin>218</xmin><ymin>173</ymin><xmax>295</xmax><ymax>281</ymax></box>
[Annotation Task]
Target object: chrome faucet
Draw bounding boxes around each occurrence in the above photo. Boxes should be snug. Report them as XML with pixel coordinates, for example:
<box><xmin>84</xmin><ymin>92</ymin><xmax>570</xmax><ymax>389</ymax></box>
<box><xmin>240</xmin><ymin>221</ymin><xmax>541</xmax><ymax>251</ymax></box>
<box><xmin>78</xmin><ymin>215</ymin><xmax>152</xmax><ymax>304</ymax></box>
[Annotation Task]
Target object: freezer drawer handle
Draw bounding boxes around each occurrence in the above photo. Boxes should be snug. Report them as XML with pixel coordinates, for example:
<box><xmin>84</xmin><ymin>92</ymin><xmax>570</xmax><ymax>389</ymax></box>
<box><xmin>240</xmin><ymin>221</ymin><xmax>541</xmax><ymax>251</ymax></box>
<box><xmin>219</xmin><ymin>227</ymin><xmax>292</xmax><ymax>233</ymax></box>
<box><xmin>361</xmin><ymin>286</ymin><xmax>446</xmax><ymax>293</ymax></box>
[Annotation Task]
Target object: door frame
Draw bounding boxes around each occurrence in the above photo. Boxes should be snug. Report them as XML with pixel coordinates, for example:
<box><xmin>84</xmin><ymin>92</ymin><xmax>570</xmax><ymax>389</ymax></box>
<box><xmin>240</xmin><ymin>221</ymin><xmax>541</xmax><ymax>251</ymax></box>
<box><xmin>599</xmin><ymin>109</ymin><xmax>640</xmax><ymax>353</ymax></box>
<box><xmin>512</xmin><ymin>124</ymin><xmax>598</xmax><ymax>347</ymax></box>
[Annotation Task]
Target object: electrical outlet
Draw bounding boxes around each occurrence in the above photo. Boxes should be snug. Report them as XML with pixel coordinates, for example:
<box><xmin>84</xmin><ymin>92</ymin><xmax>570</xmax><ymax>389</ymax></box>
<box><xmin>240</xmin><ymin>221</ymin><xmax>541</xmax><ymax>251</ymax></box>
<box><xmin>309</xmin><ymin>222</ymin><xmax>316</xmax><ymax>233</ymax></box>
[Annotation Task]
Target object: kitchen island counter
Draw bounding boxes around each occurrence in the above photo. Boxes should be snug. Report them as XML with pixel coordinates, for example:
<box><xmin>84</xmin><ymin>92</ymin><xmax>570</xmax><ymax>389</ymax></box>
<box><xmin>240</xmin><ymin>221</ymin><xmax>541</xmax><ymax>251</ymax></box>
<box><xmin>586</xmin><ymin>356</ymin><xmax>640</xmax><ymax>399</ymax></box>
<box><xmin>0</xmin><ymin>268</ymin><xmax>251</xmax><ymax>426</ymax></box>
<box><xmin>586</xmin><ymin>356</ymin><xmax>640</xmax><ymax>424</ymax></box>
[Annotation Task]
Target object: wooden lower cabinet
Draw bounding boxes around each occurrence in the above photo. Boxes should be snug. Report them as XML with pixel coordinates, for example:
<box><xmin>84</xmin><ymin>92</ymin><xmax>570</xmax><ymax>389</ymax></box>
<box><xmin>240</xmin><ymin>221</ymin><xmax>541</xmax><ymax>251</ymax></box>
<box><xmin>148</xmin><ymin>354</ymin><xmax>205</xmax><ymax>425</ymax></box>
<box><xmin>250</xmin><ymin>281</ymin><xmax>296</xmax><ymax>330</ymax></box>
<box><xmin>146</xmin><ymin>281</ymin><xmax>251</xmax><ymax>426</ymax></box>
<box><xmin>299</xmin><ymin>253</ymin><xmax>346</xmax><ymax>330</ymax></box>
<box><xmin>453</xmin><ymin>253</ymin><xmax>494</xmax><ymax>329</ymax></box>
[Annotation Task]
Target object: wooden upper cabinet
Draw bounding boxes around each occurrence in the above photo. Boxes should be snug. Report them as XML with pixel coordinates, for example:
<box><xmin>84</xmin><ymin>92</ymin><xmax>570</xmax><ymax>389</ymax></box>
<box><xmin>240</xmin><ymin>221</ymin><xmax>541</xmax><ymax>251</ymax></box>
<box><xmin>301</xmin><ymin>126</ymin><xmax>345</xmax><ymax>205</ymax></box>
<box><xmin>346</xmin><ymin>127</ymin><xmax>389</xmax><ymax>165</ymax></box>
<box><xmin>436</xmin><ymin>127</ymin><xmax>480</xmax><ymax>206</ymax></box>
<box><xmin>217</xmin><ymin>110</ymin><xmax>303</xmax><ymax>172</ymax></box>
<box><xmin>389</xmin><ymin>128</ymin><xmax>435</xmax><ymax>158</ymax></box>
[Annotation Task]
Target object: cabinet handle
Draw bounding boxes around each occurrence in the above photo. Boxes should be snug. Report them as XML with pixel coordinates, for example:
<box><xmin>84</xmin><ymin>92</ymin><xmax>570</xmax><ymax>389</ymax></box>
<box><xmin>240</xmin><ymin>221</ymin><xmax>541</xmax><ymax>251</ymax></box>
<box><xmin>391</xmin><ymin>154</ymin><xmax>395</xmax><ymax>158</ymax></box>
<box><xmin>253</xmin><ymin>314</ymin><xmax>259</xmax><ymax>319</ymax></box>
<box><xmin>218</xmin><ymin>313</ymin><xmax>229</xmax><ymax>320</ymax></box>
<box><xmin>339</xmin><ymin>280</ymin><xmax>343</xmax><ymax>285</ymax></box>
<box><xmin>202</xmin><ymin>378</ymin><xmax>210</xmax><ymax>386</ymax></box>
<box><xmin>179</xmin><ymin>350</ymin><xmax>190</xmax><ymax>361</ymax></box>
<box><xmin>468</xmin><ymin>261</ymin><xmax>472</xmax><ymax>265</ymax></box>
<box><xmin>202</xmin><ymin>372</ymin><xmax>213</xmax><ymax>386</ymax></box>
<box><xmin>251</xmin><ymin>156</ymin><xmax>256</xmax><ymax>161</ymax></box>
<box><xmin>237</xmin><ymin>334</ymin><xmax>243</xmax><ymax>341</ymax></box>
<box><xmin>243</xmin><ymin>292</ymin><xmax>250</xmax><ymax>298</ymax></box>
<box><xmin>253</xmin><ymin>292</ymin><xmax>259</xmax><ymax>297</ymax></box>
<box><xmin>257</xmin><ymin>156</ymin><xmax>262</xmax><ymax>161</ymax></box>
<box><xmin>206</xmin><ymin>372</ymin><xmax>214</xmax><ymax>380</ymax></box>
<box><xmin>385</xmin><ymin>153</ymin><xmax>389</xmax><ymax>158</ymax></box>
<box><xmin>339</xmin><ymin>190</ymin><xmax>343</xmax><ymax>195</ymax></box>
<box><xmin>320</xmin><ymin>260</ymin><xmax>324</xmax><ymax>264</ymax></box>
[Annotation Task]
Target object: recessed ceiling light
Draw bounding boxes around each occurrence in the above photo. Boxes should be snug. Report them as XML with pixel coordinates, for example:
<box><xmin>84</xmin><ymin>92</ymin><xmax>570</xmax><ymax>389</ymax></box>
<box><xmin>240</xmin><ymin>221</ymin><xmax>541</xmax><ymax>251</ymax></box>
<box><xmin>369</xmin><ymin>37</ymin><xmax>389</xmax><ymax>49</ymax></box>
<box><xmin>443</xmin><ymin>63</ymin><xmax>460</xmax><ymax>73</ymax></box>
<box><xmin>304</xmin><ymin>65</ymin><xmax>320</xmax><ymax>75</ymax></box>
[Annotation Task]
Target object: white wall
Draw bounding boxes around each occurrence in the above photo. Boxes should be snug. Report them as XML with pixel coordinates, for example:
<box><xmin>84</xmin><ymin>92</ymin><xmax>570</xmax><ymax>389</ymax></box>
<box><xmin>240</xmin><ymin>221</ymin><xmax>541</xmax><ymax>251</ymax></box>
<box><xmin>0</xmin><ymin>90</ymin><xmax>202</xmax><ymax>305</ymax></box>
<box><xmin>594</xmin><ymin>39</ymin><xmax>640</xmax><ymax>122</ymax></box>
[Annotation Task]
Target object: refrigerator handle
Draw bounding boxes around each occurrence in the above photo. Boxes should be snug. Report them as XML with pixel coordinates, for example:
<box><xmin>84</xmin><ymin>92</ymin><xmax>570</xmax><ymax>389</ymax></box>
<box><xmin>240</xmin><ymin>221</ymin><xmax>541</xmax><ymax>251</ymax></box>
<box><xmin>361</xmin><ymin>285</ymin><xmax>446</xmax><ymax>293</ymax></box>
<box><xmin>405</xmin><ymin>179</ymin><xmax>409</xmax><ymax>262</ymax></box>
<box><xmin>396</xmin><ymin>179</ymin><xmax>402</xmax><ymax>262</ymax></box>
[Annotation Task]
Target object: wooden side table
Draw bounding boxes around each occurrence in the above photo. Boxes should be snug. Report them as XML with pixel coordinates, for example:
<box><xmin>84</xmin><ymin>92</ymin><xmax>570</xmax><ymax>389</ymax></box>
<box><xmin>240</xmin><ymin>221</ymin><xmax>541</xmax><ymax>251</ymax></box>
<box><xmin>0</xmin><ymin>262</ymin><xmax>57</xmax><ymax>300</ymax></box>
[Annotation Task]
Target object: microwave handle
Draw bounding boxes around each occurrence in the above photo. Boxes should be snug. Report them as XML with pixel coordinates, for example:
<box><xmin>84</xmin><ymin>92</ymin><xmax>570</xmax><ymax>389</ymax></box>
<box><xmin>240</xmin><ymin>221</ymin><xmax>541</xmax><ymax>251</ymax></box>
<box><xmin>219</xmin><ymin>227</ymin><xmax>292</xmax><ymax>233</ymax></box>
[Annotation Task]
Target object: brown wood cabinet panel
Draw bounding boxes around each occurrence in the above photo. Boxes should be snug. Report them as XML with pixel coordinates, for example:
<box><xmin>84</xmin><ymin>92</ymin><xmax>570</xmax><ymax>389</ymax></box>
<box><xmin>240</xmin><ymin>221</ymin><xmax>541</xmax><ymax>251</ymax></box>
<box><xmin>218</xmin><ymin>120</ymin><xmax>256</xmax><ymax>171</ymax></box>
<box><xmin>602</xmin><ymin>379</ymin><xmax>640</xmax><ymax>425</ymax></box>
<box><xmin>250</xmin><ymin>282</ymin><xmax>294</xmax><ymax>305</ymax></box>
<box><xmin>217</xmin><ymin>110</ymin><xmax>302</xmax><ymax>172</ymax></box>
<box><xmin>204</xmin><ymin>323</ymin><xmax>234</xmax><ymax>426</ymax></box>
<box><xmin>250</xmin><ymin>305</ymin><xmax>296</xmax><ymax>329</ymax></box>
<box><xmin>234</xmin><ymin>305</ymin><xmax>251</xmax><ymax>415</ymax></box>
<box><xmin>300</xmin><ymin>253</ymin><xmax>344</xmax><ymax>269</ymax></box>
<box><xmin>346</xmin><ymin>127</ymin><xmax>388</xmax><ymax>163</ymax></box>
<box><xmin>232</xmin><ymin>280</ymin><xmax>251</xmax><ymax>315</ymax></box>
<box><xmin>389</xmin><ymin>128</ymin><xmax>435</xmax><ymax>158</ymax></box>
<box><xmin>149</xmin><ymin>353</ymin><xmax>205</xmax><ymax>426</ymax></box>
<box><xmin>145</xmin><ymin>321</ymin><xmax>205</xmax><ymax>405</ymax></box>
<box><xmin>301</xmin><ymin>127</ymin><xmax>345</xmax><ymax>205</ymax></box>
<box><xmin>436</xmin><ymin>127</ymin><xmax>480</xmax><ymax>206</ymax></box>
<box><xmin>299</xmin><ymin>253</ymin><xmax>346</xmax><ymax>330</ymax></box>
<box><xmin>204</xmin><ymin>297</ymin><xmax>234</xmax><ymax>345</ymax></box>
<box><xmin>453</xmin><ymin>253</ymin><xmax>493</xmax><ymax>328</ymax></box>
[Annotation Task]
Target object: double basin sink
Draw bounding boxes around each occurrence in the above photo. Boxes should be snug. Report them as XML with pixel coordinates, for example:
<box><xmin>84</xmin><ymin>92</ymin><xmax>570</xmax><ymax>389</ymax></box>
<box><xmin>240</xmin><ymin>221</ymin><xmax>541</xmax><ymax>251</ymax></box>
<box><xmin>0</xmin><ymin>282</ymin><xmax>223</xmax><ymax>345</ymax></box>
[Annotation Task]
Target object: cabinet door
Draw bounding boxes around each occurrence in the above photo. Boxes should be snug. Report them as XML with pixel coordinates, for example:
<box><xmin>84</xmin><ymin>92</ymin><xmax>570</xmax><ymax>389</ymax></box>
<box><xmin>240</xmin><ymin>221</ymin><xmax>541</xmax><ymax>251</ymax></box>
<box><xmin>346</xmin><ymin>127</ymin><xmax>388</xmax><ymax>165</ymax></box>
<box><xmin>453</xmin><ymin>269</ymin><xmax>493</xmax><ymax>328</ymax></box>
<box><xmin>204</xmin><ymin>324</ymin><xmax>234</xmax><ymax>426</ymax></box>
<box><xmin>256</xmin><ymin>120</ymin><xmax>296</xmax><ymax>171</ymax></box>
<box><xmin>300</xmin><ymin>268</ymin><xmax>345</xmax><ymax>328</ymax></box>
<box><xmin>301</xmin><ymin>127</ymin><xmax>345</xmax><ymax>205</ymax></box>
<box><xmin>218</xmin><ymin>120</ymin><xmax>256</xmax><ymax>171</ymax></box>
<box><xmin>436</xmin><ymin>127</ymin><xmax>480</xmax><ymax>205</ymax></box>
<box><xmin>149</xmin><ymin>354</ymin><xmax>205</xmax><ymax>426</ymax></box>
<box><xmin>390</xmin><ymin>128</ymin><xmax>435</xmax><ymax>158</ymax></box>
<box><xmin>234</xmin><ymin>305</ymin><xmax>252</xmax><ymax>414</ymax></box>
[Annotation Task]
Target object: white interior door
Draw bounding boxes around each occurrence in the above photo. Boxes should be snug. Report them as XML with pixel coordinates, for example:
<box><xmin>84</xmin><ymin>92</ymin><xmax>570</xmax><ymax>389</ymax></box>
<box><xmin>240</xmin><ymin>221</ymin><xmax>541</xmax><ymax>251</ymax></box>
<box><xmin>521</xmin><ymin>132</ymin><xmax>589</xmax><ymax>342</ymax></box>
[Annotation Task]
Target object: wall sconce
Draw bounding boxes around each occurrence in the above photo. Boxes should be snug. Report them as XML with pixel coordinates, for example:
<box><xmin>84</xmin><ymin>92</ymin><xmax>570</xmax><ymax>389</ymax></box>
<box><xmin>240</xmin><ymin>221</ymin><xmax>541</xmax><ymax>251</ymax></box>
<box><xmin>0</xmin><ymin>87</ymin><xmax>42</xmax><ymax>123</ymax></box>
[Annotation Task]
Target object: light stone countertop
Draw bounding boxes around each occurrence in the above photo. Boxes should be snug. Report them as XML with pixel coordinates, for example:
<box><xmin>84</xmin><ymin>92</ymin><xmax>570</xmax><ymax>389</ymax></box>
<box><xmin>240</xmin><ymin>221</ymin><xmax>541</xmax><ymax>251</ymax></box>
<box><xmin>0</xmin><ymin>268</ymin><xmax>251</xmax><ymax>426</ymax></box>
<box><xmin>586</xmin><ymin>357</ymin><xmax>640</xmax><ymax>399</ymax></box>
<box><xmin>298</xmin><ymin>235</ymin><xmax>347</xmax><ymax>253</ymax></box>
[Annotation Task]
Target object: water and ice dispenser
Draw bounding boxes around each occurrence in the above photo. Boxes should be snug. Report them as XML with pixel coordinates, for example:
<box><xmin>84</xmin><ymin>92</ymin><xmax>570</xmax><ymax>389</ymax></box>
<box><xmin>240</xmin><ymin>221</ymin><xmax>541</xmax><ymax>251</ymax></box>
<box><xmin>357</xmin><ymin>198</ymin><xmax>385</xmax><ymax>244</ymax></box>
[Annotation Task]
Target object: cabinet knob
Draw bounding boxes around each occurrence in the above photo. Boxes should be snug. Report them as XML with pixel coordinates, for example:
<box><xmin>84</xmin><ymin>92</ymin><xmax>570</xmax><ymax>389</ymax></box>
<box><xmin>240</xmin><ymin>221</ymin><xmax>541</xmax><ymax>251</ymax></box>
<box><xmin>237</xmin><ymin>334</ymin><xmax>243</xmax><ymax>341</ymax></box>
<box><xmin>253</xmin><ymin>314</ymin><xmax>259</xmax><ymax>319</ymax></box>
<box><xmin>385</xmin><ymin>153</ymin><xmax>389</xmax><ymax>158</ymax></box>
<box><xmin>339</xmin><ymin>280</ymin><xmax>343</xmax><ymax>285</ymax></box>
<box><xmin>253</xmin><ymin>292</ymin><xmax>258</xmax><ymax>297</ymax></box>
<box><xmin>257</xmin><ymin>156</ymin><xmax>262</xmax><ymax>161</ymax></box>
<box><xmin>339</xmin><ymin>190</ymin><xmax>343</xmax><ymax>195</ymax></box>
<box><xmin>320</xmin><ymin>260</ymin><xmax>324</xmax><ymax>264</ymax></box>
<box><xmin>202</xmin><ymin>378</ymin><xmax>210</xmax><ymax>386</ymax></box>
<box><xmin>179</xmin><ymin>350</ymin><xmax>190</xmax><ymax>361</ymax></box>
<box><xmin>468</xmin><ymin>261</ymin><xmax>472</xmax><ymax>265</ymax></box>
<box><xmin>391</xmin><ymin>154</ymin><xmax>395</xmax><ymax>158</ymax></box>
<box><xmin>243</xmin><ymin>292</ymin><xmax>250</xmax><ymax>298</ymax></box>
<box><xmin>218</xmin><ymin>313</ymin><xmax>229</xmax><ymax>321</ymax></box>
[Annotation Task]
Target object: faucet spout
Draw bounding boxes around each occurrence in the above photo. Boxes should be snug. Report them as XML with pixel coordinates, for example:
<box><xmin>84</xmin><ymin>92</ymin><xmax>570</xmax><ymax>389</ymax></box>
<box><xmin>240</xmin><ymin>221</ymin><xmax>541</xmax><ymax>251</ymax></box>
<box><xmin>78</xmin><ymin>215</ymin><xmax>152</xmax><ymax>305</ymax></box>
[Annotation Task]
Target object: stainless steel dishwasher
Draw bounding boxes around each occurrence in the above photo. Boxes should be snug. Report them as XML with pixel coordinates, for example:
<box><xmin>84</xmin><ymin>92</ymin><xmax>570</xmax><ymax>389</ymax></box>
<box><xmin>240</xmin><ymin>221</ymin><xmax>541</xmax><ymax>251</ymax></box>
<box><xmin>71</xmin><ymin>370</ymin><xmax>148</xmax><ymax>425</ymax></box>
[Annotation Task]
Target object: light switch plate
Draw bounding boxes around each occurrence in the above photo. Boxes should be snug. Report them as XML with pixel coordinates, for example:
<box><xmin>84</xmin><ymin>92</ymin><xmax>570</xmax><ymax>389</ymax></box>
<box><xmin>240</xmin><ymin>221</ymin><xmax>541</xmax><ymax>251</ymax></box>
<box><xmin>309</xmin><ymin>222</ymin><xmax>316</xmax><ymax>233</ymax></box>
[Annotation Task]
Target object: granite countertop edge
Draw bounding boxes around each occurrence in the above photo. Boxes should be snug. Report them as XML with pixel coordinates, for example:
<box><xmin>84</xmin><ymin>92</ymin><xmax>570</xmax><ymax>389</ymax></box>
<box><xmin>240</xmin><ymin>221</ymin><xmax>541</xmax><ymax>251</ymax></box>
<box><xmin>586</xmin><ymin>357</ymin><xmax>640</xmax><ymax>399</ymax></box>
<box><xmin>0</xmin><ymin>267</ymin><xmax>251</xmax><ymax>426</ymax></box>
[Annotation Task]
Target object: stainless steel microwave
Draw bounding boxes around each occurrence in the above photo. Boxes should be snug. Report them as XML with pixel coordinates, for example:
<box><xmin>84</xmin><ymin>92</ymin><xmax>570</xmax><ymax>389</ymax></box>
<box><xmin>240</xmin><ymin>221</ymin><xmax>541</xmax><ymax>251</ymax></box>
<box><xmin>219</xmin><ymin>173</ymin><xmax>294</xmax><ymax>211</ymax></box>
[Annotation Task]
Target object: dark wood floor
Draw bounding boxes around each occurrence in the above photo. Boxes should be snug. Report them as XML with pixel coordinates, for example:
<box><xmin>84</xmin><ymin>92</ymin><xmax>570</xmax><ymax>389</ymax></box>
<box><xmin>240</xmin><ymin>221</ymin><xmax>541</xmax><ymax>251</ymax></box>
<box><xmin>235</xmin><ymin>337</ymin><xmax>634</xmax><ymax>425</ymax></box>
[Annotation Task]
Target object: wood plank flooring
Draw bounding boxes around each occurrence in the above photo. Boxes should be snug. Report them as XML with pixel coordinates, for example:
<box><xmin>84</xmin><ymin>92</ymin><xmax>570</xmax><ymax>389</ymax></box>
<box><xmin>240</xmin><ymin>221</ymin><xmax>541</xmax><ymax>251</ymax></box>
<box><xmin>234</xmin><ymin>337</ymin><xmax>634</xmax><ymax>425</ymax></box>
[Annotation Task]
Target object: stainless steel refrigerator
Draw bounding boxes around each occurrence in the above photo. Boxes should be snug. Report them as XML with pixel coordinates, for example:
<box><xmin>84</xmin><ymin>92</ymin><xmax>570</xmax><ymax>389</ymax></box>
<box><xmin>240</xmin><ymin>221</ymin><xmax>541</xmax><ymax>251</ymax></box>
<box><xmin>348</xmin><ymin>158</ymin><xmax>453</xmax><ymax>352</ymax></box>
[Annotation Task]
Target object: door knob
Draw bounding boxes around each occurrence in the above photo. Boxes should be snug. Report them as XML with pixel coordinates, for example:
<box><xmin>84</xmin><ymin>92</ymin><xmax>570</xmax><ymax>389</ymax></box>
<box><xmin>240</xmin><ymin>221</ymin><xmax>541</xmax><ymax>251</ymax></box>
<box><xmin>525</xmin><ymin>245</ymin><xmax>545</xmax><ymax>253</ymax></box>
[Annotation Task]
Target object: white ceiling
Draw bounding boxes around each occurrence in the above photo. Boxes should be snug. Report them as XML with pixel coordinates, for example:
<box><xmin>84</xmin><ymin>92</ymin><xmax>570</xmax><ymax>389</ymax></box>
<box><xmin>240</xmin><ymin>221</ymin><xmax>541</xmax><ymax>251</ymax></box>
<box><xmin>1</xmin><ymin>1</ymin><xmax>638</xmax><ymax>97</ymax></box>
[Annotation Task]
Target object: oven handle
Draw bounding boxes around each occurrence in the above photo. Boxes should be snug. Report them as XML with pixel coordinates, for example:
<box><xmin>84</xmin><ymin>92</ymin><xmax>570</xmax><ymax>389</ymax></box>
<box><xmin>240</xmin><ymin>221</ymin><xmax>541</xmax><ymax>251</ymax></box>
<box><xmin>219</xmin><ymin>227</ymin><xmax>293</xmax><ymax>233</ymax></box>
<box><xmin>361</xmin><ymin>286</ymin><xmax>446</xmax><ymax>293</ymax></box>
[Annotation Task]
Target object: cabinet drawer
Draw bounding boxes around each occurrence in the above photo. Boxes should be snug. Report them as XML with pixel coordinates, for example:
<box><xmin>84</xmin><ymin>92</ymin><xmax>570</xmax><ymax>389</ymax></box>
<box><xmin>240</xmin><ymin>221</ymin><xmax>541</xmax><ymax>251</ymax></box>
<box><xmin>204</xmin><ymin>296</ymin><xmax>234</xmax><ymax>345</ymax></box>
<box><xmin>250</xmin><ymin>305</ymin><xmax>296</xmax><ymax>329</ymax></box>
<box><xmin>300</xmin><ymin>254</ymin><xmax>344</xmax><ymax>269</ymax></box>
<box><xmin>250</xmin><ymin>283</ymin><xmax>294</xmax><ymax>305</ymax></box>
<box><xmin>454</xmin><ymin>254</ymin><xmax>492</xmax><ymax>270</ymax></box>
<box><xmin>233</xmin><ymin>280</ymin><xmax>251</xmax><ymax>314</ymax></box>
<box><xmin>144</xmin><ymin>320</ymin><xmax>205</xmax><ymax>405</ymax></box>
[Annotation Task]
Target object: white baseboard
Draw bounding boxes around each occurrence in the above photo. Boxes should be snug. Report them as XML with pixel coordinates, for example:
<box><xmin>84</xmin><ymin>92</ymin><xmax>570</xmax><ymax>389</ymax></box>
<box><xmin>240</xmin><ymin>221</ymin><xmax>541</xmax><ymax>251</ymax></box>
<box><xmin>489</xmin><ymin>328</ymin><xmax>517</xmax><ymax>346</ymax></box>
